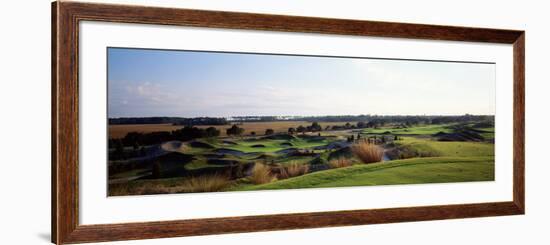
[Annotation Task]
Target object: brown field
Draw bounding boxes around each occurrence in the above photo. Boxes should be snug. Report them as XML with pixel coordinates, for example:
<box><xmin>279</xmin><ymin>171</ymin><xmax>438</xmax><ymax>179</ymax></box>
<box><xmin>109</xmin><ymin>121</ymin><xmax>356</xmax><ymax>139</ymax></box>
<box><xmin>109</xmin><ymin>124</ymin><xmax>185</xmax><ymax>139</ymax></box>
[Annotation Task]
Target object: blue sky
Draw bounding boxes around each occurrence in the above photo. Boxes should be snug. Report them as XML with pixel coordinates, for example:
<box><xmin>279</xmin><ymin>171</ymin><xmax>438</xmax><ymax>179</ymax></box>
<box><xmin>108</xmin><ymin>48</ymin><xmax>495</xmax><ymax>118</ymax></box>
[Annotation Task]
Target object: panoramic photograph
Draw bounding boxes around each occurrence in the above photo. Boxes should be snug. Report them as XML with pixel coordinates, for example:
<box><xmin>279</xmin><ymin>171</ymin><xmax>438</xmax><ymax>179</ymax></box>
<box><xmin>107</xmin><ymin>47</ymin><xmax>495</xmax><ymax>196</ymax></box>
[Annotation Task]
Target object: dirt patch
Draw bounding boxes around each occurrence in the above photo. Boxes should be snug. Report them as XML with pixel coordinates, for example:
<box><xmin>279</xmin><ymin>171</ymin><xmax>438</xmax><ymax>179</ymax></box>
<box><xmin>250</xmin><ymin>144</ymin><xmax>265</xmax><ymax>148</ymax></box>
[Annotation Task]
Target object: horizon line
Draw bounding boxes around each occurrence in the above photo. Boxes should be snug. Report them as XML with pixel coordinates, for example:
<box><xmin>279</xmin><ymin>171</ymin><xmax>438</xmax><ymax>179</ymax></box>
<box><xmin>108</xmin><ymin>114</ymin><xmax>496</xmax><ymax>119</ymax></box>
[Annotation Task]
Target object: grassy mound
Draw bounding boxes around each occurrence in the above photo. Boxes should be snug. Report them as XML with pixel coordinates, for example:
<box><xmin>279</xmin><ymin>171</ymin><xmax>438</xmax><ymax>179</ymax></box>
<box><xmin>261</xmin><ymin>134</ymin><xmax>296</xmax><ymax>140</ymax></box>
<box><xmin>233</xmin><ymin>156</ymin><xmax>494</xmax><ymax>191</ymax></box>
<box><xmin>395</xmin><ymin>137</ymin><xmax>494</xmax><ymax>157</ymax></box>
<box><xmin>362</xmin><ymin>124</ymin><xmax>454</xmax><ymax>135</ymax></box>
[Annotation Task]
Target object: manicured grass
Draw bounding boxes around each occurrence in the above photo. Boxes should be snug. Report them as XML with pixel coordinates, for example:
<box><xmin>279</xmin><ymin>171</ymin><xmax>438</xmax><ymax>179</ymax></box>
<box><xmin>222</xmin><ymin>139</ymin><xmax>290</xmax><ymax>153</ymax></box>
<box><xmin>203</xmin><ymin>137</ymin><xmax>337</xmax><ymax>153</ymax></box>
<box><xmin>274</xmin><ymin>156</ymin><xmax>316</xmax><ymax>165</ymax></box>
<box><xmin>476</xmin><ymin>127</ymin><xmax>495</xmax><ymax>140</ymax></box>
<box><xmin>396</xmin><ymin>137</ymin><xmax>494</xmax><ymax>157</ymax></box>
<box><xmin>233</xmin><ymin>156</ymin><xmax>494</xmax><ymax>191</ymax></box>
<box><xmin>362</xmin><ymin>124</ymin><xmax>454</xmax><ymax>135</ymax></box>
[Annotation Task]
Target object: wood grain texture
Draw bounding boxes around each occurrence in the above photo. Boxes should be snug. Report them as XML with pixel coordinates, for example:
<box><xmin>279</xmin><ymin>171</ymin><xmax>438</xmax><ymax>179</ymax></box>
<box><xmin>513</xmin><ymin>33</ymin><xmax>525</xmax><ymax>213</ymax></box>
<box><xmin>51</xmin><ymin>2</ymin><xmax>58</xmax><ymax>243</ymax></box>
<box><xmin>53</xmin><ymin>1</ymin><xmax>80</xmax><ymax>244</ymax></box>
<box><xmin>51</xmin><ymin>1</ymin><xmax>525</xmax><ymax>244</ymax></box>
<box><xmin>61</xmin><ymin>1</ymin><xmax>523</xmax><ymax>43</ymax></box>
<box><xmin>64</xmin><ymin>202</ymin><xmax>521</xmax><ymax>244</ymax></box>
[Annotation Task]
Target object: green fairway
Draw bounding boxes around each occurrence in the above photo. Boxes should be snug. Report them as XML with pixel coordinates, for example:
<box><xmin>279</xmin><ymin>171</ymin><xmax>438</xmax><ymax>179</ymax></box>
<box><xmin>477</xmin><ymin>127</ymin><xmax>495</xmax><ymax>140</ymax></box>
<box><xmin>231</xmin><ymin>135</ymin><xmax>495</xmax><ymax>191</ymax></box>
<box><xmin>233</xmin><ymin>156</ymin><xmax>494</xmax><ymax>191</ymax></box>
<box><xmin>395</xmin><ymin>137</ymin><xmax>494</xmax><ymax>157</ymax></box>
<box><xmin>190</xmin><ymin>136</ymin><xmax>339</xmax><ymax>154</ymax></box>
<box><xmin>172</xmin><ymin>136</ymin><xmax>340</xmax><ymax>170</ymax></box>
<box><xmin>223</xmin><ymin>138</ymin><xmax>332</xmax><ymax>153</ymax></box>
<box><xmin>362</xmin><ymin>124</ymin><xmax>454</xmax><ymax>135</ymax></box>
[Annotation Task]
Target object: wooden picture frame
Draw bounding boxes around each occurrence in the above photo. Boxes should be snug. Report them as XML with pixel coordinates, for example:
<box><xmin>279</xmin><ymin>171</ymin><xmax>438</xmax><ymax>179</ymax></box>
<box><xmin>52</xmin><ymin>1</ymin><xmax>525</xmax><ymax>244</ymax></box>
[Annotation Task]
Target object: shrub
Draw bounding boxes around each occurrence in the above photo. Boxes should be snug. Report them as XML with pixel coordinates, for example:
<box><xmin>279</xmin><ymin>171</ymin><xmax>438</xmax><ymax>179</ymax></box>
<box><xmin>250</xmin><ymin>163</ymin><xmax>275</xmax><ymax>184</ymax></box>
<box><xmin>108</xmin><ymin>175</ymin><xmax>232</xmax><ymax>195</ymax></box>
<box><xmin>329</xmin><ymin>158</ymin><xmax>353</xmax><ymax>169</ymax></box>
<box><xmin>351</xmin><ymin>142</ymin><xmax>383</xmax><ymax>164</ymax></box>
<box><xmin>226</xmin><ymin>124</ymin><xmax>245</xmax><ymax>136</ymax></box>
<box><xmin>288</xmin><ymin>127</ymin><xmax>296</xmax><ymax>135</ymax></box>
<box><xmin>204</xmin><ymin>127</ymin><xmax>221</xmax><ymax>137</ymax></box>
<box><xmin>278</xmin><ymin>162</ymin><xmax>309</xmax><ymax>179</ymax></box>
<box><xmin>310</xmin><ymin>122</ymin><xmax>322</xmax><ymax>132</ymax></box>
<box><xmin>179</xmin><ymin>174</ymin><xmax>232</xmax><ymax>193</ymax></box>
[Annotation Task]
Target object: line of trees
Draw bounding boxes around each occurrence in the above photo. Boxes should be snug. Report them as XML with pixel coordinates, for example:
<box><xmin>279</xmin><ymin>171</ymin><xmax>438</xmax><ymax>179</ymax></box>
<box><xmin>285</xmin><ymin>120</ymin><xmax>407</xmax><ymax>135</ymax></box>
<box><xmin>109</xmin><ymin>115</ymin><xmax>493</xmax><ymax>126</ymax></box>
<box><xmin>110</xmin><ymin>126</ymin><xmax>221</xmax><ymax>148</ymax></box>
<box><xmin>289</xmin><ymin>122</ymin><xmax>324</xmax><ymax>135</ymax></box>
<box><xmin>299</xmin><ymin>114</ymin><xmax>493</xmax><ymax>124</ymax></box>
<box><xmin>109</xmin><ymin>117</ymin><xmax>228</xmax><ymax>125</ymax></box>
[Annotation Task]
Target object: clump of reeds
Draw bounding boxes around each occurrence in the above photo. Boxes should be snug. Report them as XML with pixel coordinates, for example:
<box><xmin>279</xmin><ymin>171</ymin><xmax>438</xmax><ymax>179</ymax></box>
<box><xmin>278</xmin><ymin>161</ymin><xmax>310</xmax><ymax>179</ymax></box>
<box><xmin>108</xmin><ymin>174</ymin><xmax>232</xmax><ymax>196</ymax></box>
<box><xmin>329</xmin><ymin>157</ymin><xmax>353</xmax><ymax>169</ymax></box>
<box><xmin>351</xmin><ymin>141</ymin><xmax>383</xmax><ymax>164</ymax></box>
<box><xmin>178</xmin><ymin>174</ymin><xmax>232</xmax><ymax>193</ymax></box>
<box><xmin>250</xmin><ymin>163</ymin><xmax>276</xmax><ymax>184</ymax></box>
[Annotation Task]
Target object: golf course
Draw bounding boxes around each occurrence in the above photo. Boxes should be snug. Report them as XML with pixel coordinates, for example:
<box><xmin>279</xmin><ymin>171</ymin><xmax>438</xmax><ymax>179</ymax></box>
<box><xmin>108</xmin><ymin>117</ymin><xmax>495</xmax><ymax>196</ymax></box>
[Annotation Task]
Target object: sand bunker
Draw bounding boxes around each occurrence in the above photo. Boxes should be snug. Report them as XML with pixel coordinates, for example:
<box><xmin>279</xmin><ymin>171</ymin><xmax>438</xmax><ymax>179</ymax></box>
<box><xmin>160</xmin><ymin>141</ymin><xmax>187</xmax><ymax>152</ymax></box>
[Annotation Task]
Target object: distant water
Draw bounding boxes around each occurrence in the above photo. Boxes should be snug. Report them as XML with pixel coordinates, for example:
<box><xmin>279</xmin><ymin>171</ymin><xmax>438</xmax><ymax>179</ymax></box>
<box><xmin>382</xmin><ymin>153</ymin><xmax>391</xmax><ymax>162</ymax></box>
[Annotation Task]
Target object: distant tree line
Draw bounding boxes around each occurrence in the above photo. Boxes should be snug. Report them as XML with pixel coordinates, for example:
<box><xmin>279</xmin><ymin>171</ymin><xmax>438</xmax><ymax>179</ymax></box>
<box><xmin>109</xmin><ymin>126</ymin><xmax>221</xmax><ymax>148</ymax></box>
<box><xmin>109</xmin><ymin>115</ymin><xmax>493</xmax><ymax>127</ymax></box>
<box><xmin>300</xmin><ymin>114</ymin><xmax>493</xmax><ymax>125</ymax></box>
<box><xmin>230</xmin><ymin>116</ymin><xmax>279</xmax><ymax>122</ymax></box>
<box><xmin>224</xmin><ymin>114</ymin><xmax>494</xmax><ymax>125</ymax></box>
<box><xmin>285</xmin><ymin>114</ymin><xmax>494</xmax><ymax>135</ymax></box>
<box><xmin>109</xmin><ymin>117</ymin><xmax>228</xmax><ymax>126</ymax></box>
